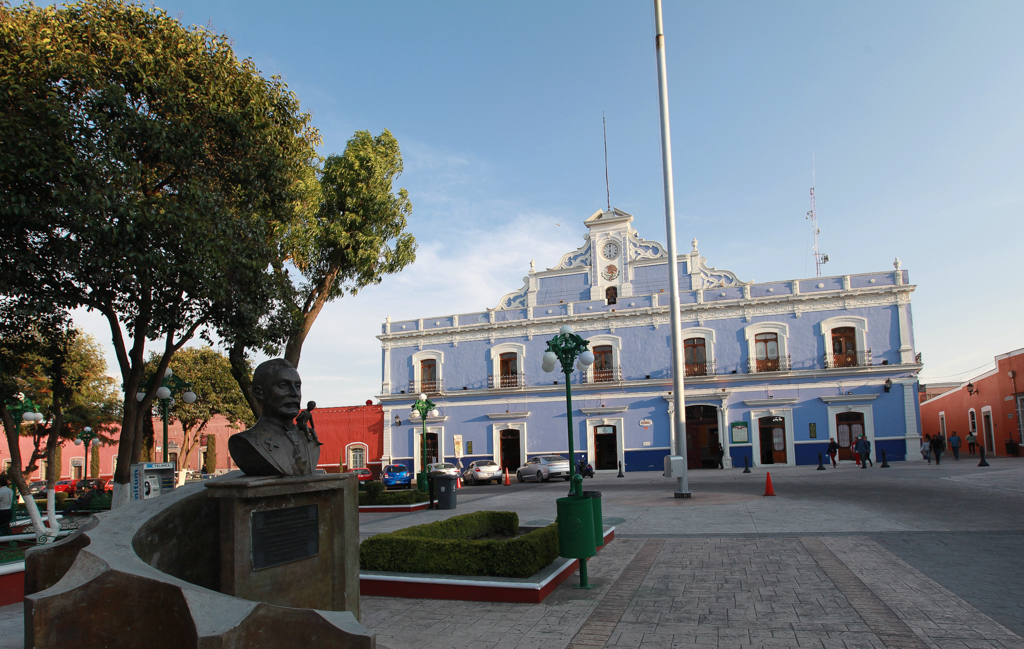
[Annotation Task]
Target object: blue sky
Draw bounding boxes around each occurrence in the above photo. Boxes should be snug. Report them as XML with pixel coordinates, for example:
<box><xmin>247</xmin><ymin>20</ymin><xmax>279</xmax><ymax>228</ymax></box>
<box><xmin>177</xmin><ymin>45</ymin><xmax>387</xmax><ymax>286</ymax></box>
<box><xmin>69</xmin><ymin>1</ymin><xmax>1024</xmax><ymax>405</ymax></box>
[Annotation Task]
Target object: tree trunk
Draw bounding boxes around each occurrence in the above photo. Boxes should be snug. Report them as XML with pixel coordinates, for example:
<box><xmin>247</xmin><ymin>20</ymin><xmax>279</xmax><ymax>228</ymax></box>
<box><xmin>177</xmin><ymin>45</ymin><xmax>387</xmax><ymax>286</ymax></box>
<box><xmin>0</xmin><ymin>407</ymin><xmax>46</xmax><ymax>536</ymax></box>
<box><xmin>229</xmin><ymin>341</ymin><xmax>261</xmax><ymax>419</ymax></box>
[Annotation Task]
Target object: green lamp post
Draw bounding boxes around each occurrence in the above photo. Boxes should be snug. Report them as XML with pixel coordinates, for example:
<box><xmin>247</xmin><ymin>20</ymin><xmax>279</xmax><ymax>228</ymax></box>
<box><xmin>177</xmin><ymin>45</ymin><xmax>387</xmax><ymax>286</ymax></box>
<box><xmin>74</xmin><ymin>427</ymin><xmax>98</xmax><ymax>481</ymax></box>
<box><xmin>409</xmin><ymin>394</ymin><xmax>439</xmax><ymax>492</ymax></box>
<box><xmin>542</xmin><ymin>324</ymin><xmax>598</xmax><ymax>589</ymax></box>
<box><xmin>136</xmin><ymin>368</ymin><xmax>197</xmax><ymax>466</ymax></box>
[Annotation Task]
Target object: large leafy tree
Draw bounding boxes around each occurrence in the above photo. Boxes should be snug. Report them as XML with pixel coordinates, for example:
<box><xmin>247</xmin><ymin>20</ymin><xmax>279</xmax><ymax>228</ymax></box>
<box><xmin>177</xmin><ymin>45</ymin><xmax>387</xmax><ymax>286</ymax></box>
<box><xmin>143</xmin><ymin>347</ymin><xmax>253</xmax><ymax>485</ymax></box>
<box><xmin>0</xmin><ymin>1</ymin><xmax>318</xmax><ymax>505</ymax></box>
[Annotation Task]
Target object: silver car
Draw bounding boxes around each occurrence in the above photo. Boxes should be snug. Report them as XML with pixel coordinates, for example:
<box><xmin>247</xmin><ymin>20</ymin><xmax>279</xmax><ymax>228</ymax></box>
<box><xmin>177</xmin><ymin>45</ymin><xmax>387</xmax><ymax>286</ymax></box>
<box><xmin>462</xmin><ymin>460</ymin><xmax>503</xmax><ymax>485</ymax></box>
<box><xmin>427</xmin><ymin>462</ymin><xmax>460</xmax><ymax>477</ymax></box>
<box><xmin>516</xmin><ymin>455</ymin><xmax>571</xmax><ymax>482</ymax></box>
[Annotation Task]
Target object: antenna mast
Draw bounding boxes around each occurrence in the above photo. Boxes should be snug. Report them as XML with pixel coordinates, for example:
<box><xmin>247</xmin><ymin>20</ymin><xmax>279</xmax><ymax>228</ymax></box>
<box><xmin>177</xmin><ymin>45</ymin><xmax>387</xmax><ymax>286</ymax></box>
<box><xmin>806</xmin><ymin>158</ymin><xmax>828</xmax><ymax>277</ymax></box>
<box><xmin>603</xmin><ymin>112</ymin><xmax>611</xmax><ymax>211</ymax></box>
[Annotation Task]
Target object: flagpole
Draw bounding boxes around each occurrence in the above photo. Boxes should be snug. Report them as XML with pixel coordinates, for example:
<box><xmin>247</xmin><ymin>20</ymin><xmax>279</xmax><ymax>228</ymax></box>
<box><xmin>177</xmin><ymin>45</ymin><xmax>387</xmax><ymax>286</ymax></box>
<box><xmin>654</xmin><ymin>0</ymin><xmax>690</xmax><ymax>497</ymax></box>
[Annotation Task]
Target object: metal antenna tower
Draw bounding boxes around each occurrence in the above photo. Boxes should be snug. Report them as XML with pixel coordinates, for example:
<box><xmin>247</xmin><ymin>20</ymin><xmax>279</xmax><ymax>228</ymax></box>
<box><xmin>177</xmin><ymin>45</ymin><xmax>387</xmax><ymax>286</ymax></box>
<box><xmin>806</xmin><ymin>158</ymin><xmax>828</xmax><ymax>277</ymax></box>
<box><xmin>603</xmin><ymin>112</ymin><xmax>611</xmax><ymax>212</ymax></box>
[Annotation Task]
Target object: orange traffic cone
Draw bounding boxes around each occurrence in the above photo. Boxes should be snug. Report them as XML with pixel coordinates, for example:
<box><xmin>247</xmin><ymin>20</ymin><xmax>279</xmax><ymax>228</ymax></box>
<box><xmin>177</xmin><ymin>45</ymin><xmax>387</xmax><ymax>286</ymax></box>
<box><xmin>764</xmin><ymin>472</ymin><xmax>776</xmax><ymax>497</ymax></box>
<box><xmin>504</xmin><ymin>468</ymin><xmax>511</xmax><ymax>486</ymax></box>
<box><xmin>456</xmin><ymin>476</ymin><xmax>461</xmax><ymax>489</ymax></box>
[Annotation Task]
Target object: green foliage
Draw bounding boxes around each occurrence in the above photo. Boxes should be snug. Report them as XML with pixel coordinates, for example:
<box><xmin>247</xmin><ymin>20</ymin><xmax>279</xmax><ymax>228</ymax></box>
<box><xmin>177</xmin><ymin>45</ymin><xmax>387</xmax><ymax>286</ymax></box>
<box><xmin>359</xmin><ymin>488</ymin><xmax>428</xmax><ymax>506</ymax></box>
<box><xmin>359</xmin><ymin>512</ymin><xmax>560</xmax><ymax>578</ymax></box>
<box><xmin>204</xmin><ymin>435</ymin><xmax>217</xmax><ymax>474</ymax></box>
<box><xmin>0</xmin><ymin>0</ymin><xmax>319</xmax><ymax>482</ymax></box>
<box><xmin>364</xmin><ymin>480</ymin><xmax>384</xmax><ymax>501</ymax></box>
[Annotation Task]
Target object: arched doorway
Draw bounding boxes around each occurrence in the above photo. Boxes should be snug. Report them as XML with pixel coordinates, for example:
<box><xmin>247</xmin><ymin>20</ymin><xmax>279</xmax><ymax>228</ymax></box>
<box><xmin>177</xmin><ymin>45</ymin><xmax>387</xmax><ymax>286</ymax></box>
<box><xmin>758</xmin><ymin>416</ymin><xmax>786</xmax><ymax>465</ymax></box>
<box><xmin>499</xmin><ymin>429</ymin><xmax>521</xmax><ymax>472</ymax></box>
<box><xmin>594</xmin><ymin>425</ymin><xmax>618</xmax><ymax>470</ymax></box>
<box><xmin>684</xmin><ymin>405</ymin><xmax>720</xmax><ymax>469</ymax></box>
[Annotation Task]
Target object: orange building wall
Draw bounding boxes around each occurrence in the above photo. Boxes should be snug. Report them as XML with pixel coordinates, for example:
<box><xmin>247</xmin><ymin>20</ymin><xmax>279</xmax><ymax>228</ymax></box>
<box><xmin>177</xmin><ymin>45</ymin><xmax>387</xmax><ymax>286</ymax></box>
<box><xmin>920</xmin><ymin>349</ymin><xmax>1024</xmax><ymax>456</ymax></box>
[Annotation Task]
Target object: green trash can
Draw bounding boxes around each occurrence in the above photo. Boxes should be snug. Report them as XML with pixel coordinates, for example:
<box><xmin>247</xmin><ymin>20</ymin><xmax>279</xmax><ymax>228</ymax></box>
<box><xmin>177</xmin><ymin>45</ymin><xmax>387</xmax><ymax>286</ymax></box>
<box><xmin>434</xmin><ymin>475</ymin><xmax>457</xmax><ymax>510</ymax></box>
<box><xmin>416</xmin><ymin>471</ymin><xmax>429</xmax><ymax>493</ymax></box>
<box><xmin>583</xmin><ymin>490</ymin><xmax>603</xmax><ymax>547</ymax></box>
<box><xmin>556</xmin><ymin>494</ymin><xmax>596</xmax><ymax>559</ymax></box>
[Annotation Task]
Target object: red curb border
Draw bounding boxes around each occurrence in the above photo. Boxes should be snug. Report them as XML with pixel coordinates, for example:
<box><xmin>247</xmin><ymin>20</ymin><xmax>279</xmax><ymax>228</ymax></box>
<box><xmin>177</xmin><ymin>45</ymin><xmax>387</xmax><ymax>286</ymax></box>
<box><xmin>358</xmin><ymin>501</ymin><xmax>430</xmax><ymax>513</ymax></box>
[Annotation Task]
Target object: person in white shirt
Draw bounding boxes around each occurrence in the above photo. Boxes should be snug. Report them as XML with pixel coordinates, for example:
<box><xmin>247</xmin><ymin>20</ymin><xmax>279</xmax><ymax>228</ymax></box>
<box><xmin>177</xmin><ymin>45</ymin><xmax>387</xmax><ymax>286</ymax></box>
<box><xmin>0</xmin><ymin>476</ymin><xmax>14</xmax><ymax>536</ymax></box>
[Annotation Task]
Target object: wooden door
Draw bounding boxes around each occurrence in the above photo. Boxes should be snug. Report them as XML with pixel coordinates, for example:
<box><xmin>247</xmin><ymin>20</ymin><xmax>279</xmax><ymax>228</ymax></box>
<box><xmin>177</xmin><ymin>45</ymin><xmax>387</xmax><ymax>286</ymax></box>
<box><xmin>836</xmin><ymin>412</ymin><xmax>864</xmax><ymax>461</ymax></box>
<box><xmin>758</xmin><ymin>416</ymin><xmax>786</xmax><ymax>464</ymax></box>
<box><xmin>425</xmin><ymin>432</ymin><xmax>438</xmax><ymax>464</ymax></box>
<box><xmin>499</xmin><ymin>429</ymin><xmax>520</xmax><ymax>471</ymax></box>
<box><xmin>983</xmin><ymin>413</ymin><xmax>995</xmax><ymax>453</ymax></box>
<box><xmin>831</xmin><ymin>327</ymin><xmax>857</xmax><ymax>367</ymax></box>
<box><xmin>594</xmin><ymin>426</ymin><xmax>617</xmax><ymax>470</ymax></box>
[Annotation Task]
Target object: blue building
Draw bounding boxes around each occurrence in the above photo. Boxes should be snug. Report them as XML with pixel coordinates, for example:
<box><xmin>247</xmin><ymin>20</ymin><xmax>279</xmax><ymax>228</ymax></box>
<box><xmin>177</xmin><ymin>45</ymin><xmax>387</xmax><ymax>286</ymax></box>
<box><xmin>377</xmin><ymin>208</ymin><xmax>923</xmax><ymax>474</ymax></box>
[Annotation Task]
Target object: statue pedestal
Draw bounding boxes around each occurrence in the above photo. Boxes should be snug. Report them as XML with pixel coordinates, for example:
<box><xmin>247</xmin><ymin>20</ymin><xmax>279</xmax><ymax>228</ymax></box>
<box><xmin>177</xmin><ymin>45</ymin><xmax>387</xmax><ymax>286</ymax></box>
<box><xmin>205</xmin><ymin>473</ymin><xmax>360</xmax><ymax>617</ymax></box>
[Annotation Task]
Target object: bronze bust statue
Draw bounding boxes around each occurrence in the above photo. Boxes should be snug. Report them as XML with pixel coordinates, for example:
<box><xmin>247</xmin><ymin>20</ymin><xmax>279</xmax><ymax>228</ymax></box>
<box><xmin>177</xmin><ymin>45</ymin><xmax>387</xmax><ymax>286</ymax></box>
<box><xmin>228</xmin><ymin>359</ymin><xmax>321</xmax><ymax>476</ymax></box>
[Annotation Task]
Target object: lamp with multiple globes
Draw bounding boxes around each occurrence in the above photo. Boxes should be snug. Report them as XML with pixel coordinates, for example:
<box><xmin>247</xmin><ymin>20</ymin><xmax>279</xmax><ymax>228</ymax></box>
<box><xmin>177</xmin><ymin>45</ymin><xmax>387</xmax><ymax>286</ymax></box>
<box><xmin>137</xmin><ymin>366</ymin><xmax>198</xmax><ymax>465</ymax></box>
<box><xmin>409</xmin><ymin>393</ymin><xmax>440</xmax><ymax>492</ymax></box>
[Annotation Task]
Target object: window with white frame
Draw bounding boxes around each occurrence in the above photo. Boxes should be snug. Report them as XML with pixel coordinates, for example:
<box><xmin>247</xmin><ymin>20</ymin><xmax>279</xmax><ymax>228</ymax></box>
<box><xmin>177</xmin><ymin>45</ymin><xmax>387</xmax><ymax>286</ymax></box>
<box><xmin>939</xmin><ymin>412</ymin><xmax>946</xmax><ymax>436</ymax></box>
<box><xmin>969</xmin><ymin>409</ymin><xmax>977</xmax><ymax>433</ymax></box>
<box><xmin>489</xmin><ymin>343</ymin><xmax>526</xmax><ymax>388</ymax></box>
<box><xmin>411</xmin><ymin>350</ymin><xmax>444</xmax><ymax>394</ymax></box>
<box><xmin>682</xmin><ymin>327</ymin><xmax>716</xmax><ymax>377</ymax></box>
<box><xmin>584</xmin><ymin>335</ymin><xmax>622</xmax><ymax>383</ymax></box>
<box><xmin>348</xmin><ymin>444</ymin><xmax>367</xmax><ymax>469</ymax></box>
<box><xmin>819</xmin><ymin>316</ymin><xmax>869</xmax><ymax>368</ymax></box>
<box><xmin>744</xmin><ymin>322</ymin><xmax>789</xmax><ymax>373</ymax></box>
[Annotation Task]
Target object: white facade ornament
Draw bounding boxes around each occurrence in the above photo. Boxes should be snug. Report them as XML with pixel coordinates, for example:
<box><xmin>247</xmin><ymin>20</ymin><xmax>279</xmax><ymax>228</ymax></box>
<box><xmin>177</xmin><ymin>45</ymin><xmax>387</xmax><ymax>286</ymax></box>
<box><xmin>893</xmin><ymin>257</ymin><xmax>901</xmax><ymax>270</ymax></box>
<box><xmin>529</xmin><ymin>259</ymin><xmax>535</xmax><ymax>273</ymax></box>
<box><xmin>551</xmin><ymin>239</ymin><xmax>592</xmax><ymax>270</ymax></box>
<box><xmin>495</xmin><ymin>281</ymin><xmax>529</xmax><ymax>310</ymax></box>
<box><xmin>626</xmin><ymin>228</ymin><xmax>667</xmax><ymax>261</ymax></box>
<box><xmin>691</xmin><ymin>238</ymin><xmax>699</xmax><ymax>252</ymax></box>
<box><xmin>692</xmin><ymin>254</ymin><xmax>749</xmax><ymax>289</ymax></box>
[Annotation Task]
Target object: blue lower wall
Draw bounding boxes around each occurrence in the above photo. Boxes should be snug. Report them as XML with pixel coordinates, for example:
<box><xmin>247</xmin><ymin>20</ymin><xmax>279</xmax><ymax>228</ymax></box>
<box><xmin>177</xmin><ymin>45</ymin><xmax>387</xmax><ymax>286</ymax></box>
<box><xmin>624</xmin><ymin>449</ymin><xmax>669</xmax><ymax>472</ymax></box>
<box><xmin>730</xmin><ymin>445</ymin><xmax>753</xmax><ymax>469</ymax></box>
<box><xmin>874</xmin><ymin>439</ymin><xmax>906</xmax><ymax>462</ymax></box>
<box><xmin>795</xmin><ymin>442</ymin><xmax>830</xmax><ymax>466</ymax></box>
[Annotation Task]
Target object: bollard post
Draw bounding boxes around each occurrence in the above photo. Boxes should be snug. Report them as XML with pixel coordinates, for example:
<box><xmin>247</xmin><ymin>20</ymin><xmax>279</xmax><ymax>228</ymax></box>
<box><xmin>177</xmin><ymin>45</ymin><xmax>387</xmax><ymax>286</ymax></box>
<box><xmin>617</xmin><ymin>461</ymin><xmax>625</xmax><ymax>478</ymax></box>
<box><xmin>979</xmin><ymin>447</ymin><xmax>990</xmax><ymax>467</ymax></box>
<box><xmin>743</xmin><ymin>455</ymin><xmax>751</xmax><ymax>474</ymax></box>
<box><xmin>880</xmin><ymin>449</ymin><xmax>891</xmax><ymax>468</ymax></box>
<box><xmin>817</xmin><ymin>452</ymin><xmax>826</xmax><ymax>471</ymax></box>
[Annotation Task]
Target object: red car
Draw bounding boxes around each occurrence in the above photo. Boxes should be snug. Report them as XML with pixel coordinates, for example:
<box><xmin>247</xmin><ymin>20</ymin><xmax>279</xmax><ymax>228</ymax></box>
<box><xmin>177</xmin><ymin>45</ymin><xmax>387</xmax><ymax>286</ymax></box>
<box><xmin>53</xmin><ymin>479</ymin><xmax>77</xmax><ymax>496</ymax></box>
<box><xmin>352</xmin><ymin>468</ymin><xmax>373</xmax><ymax>483</ymax></box>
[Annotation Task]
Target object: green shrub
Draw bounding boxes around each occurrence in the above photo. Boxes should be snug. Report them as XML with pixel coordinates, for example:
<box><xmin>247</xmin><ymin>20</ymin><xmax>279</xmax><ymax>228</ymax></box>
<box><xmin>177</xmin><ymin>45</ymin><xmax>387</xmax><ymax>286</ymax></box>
<box><xmin>360</xmin><ymin>511</ymin><xmax>560</xmax><ymax>578</ymax></box>
<box><xmin>364</xmin><ymin>480</ymin><xmax>384</xmax><ymax>501</ymax></box>
<box><xmin>358</xmin><ymin>489</ymin><xmax>428</xmax><ymax>506</ymax></box>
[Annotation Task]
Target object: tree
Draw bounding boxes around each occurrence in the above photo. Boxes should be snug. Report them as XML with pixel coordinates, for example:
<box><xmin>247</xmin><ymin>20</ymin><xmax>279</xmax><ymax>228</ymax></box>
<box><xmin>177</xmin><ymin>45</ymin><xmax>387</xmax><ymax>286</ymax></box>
<box><xmin>204</xmin><ymin>436</ymin><xmax>217</xmax><ymax>475</ymax></box>
<box><xmin>0</xmin><ymin>1</ymin><xmax>319</xmax><ymax>505</ymax></box>
<box><xmin>144</xmin><ymin>348</ymin><xmax>252</xmax><ymax>485</ymax></box>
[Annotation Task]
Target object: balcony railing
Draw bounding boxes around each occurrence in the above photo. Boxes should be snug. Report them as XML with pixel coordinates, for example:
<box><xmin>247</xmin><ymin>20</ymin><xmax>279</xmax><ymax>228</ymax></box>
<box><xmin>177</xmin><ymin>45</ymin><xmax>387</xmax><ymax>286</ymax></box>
<box><xmin>409</xmin><ymin>380</ymin><xmax>440</xmax><ymax>394</ymax></box>
<box><xmin>685</xmin><ymin>360</ymin><xmax>717</xmax><ymax>377</ymax></box>
<box><xmin>488</xmin><ymin>373</ymin><xmax>525</xmax><ymax>389</ymax></box>
<box><xmin>747</xmin><ymin>355</ymin><xmax>791</xmax><ymax>373</ymax></box>
<box><xmin>582</xmin><ymin>367</ymin><xmax>622</xmax><ymax>384</ymax></box>
<box><xmin>824</xmin><ymin>349</ymin><xmax>872</xmax><ymax>368</ymax></box>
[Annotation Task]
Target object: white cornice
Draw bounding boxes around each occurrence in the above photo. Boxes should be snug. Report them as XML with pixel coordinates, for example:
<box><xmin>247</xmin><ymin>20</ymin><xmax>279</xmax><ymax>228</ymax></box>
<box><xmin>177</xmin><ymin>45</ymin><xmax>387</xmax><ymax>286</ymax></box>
<box><xmin>743</xmin><ymin>398</ymin><xmax>799</xmax><ymax>406</ymax></box>
<box><xmin>378</xmin><ymin>287</ymin><xmax>914</xmax><ymax>347</ymax></box>
<box><xmin>819</xmin><ymin>394</ymin><xmax>880</xmax><ymax>403</ymax></box>
<box><xmin>485</xmin><ymin>412</ymin><xmax>531</xmax><ymax>420</ymax></box>
<box><xmin>580</xmin><ymin>406</ymin><xmax>629</xmax><ymax>414</ymax></box>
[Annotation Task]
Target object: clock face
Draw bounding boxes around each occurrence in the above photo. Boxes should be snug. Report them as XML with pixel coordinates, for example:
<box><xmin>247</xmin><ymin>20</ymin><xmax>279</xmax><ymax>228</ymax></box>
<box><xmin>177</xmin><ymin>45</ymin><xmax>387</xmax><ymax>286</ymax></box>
<box><xmin>602</xmin><ymin>241</ymin><xmax>620</xmax><ymax>259</ymax></box>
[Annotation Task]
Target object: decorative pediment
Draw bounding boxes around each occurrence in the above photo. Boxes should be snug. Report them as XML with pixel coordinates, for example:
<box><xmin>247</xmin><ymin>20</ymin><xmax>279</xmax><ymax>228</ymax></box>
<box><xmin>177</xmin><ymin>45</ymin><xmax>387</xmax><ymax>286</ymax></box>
<box><xmin>495</xmin><ymin>280</ymin><xmax>529</xmax><ymax>310</ymax></box>
<box><xmin>691</xmin><ymin>240</ymin><xmax>749</xmax><ymax>289</ymax></box>
<box><xmin>627</xmin><ymin>227</ymin><xmax>667</xmax><ymax>261</ymax></box>
<box><xmin>551</xmin><ymin>239</ymin><xmax>592</xmax><ymax>271</ymax></box>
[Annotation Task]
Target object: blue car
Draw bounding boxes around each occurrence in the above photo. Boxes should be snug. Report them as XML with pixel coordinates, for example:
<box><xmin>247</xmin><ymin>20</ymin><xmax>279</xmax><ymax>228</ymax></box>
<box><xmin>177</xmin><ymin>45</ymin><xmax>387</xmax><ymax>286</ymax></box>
<box><xmin>381</xmin><ymin>464</ymin><xmax>412</xmax><ymax>489</ymax></box>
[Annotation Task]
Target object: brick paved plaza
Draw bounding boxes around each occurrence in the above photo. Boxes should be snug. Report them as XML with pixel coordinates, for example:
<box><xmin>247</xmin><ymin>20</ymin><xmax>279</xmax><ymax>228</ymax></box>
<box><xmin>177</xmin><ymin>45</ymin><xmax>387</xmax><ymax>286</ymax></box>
<box><xmin>0</xmin><ymin>458</ymin><xmax>1020</xmax><ymax>648</ymax></box>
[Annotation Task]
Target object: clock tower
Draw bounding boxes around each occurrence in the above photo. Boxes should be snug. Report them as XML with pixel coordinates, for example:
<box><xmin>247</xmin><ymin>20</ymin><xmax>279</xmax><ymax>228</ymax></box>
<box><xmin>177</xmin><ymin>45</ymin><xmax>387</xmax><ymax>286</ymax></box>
<box><xmin>585</xmin><ymin>207</ymin><xmax>633</xmax><ymax>302</ymax></box>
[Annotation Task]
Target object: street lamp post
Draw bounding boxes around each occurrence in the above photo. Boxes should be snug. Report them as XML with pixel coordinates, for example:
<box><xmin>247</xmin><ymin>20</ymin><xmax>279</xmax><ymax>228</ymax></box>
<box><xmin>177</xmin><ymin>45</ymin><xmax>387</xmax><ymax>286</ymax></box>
<box><xmin>409</xmin><ymin>394</ymin><xmax>439</xmax><ymax>492</ymax></box>
<box><xmin>542</xmin><ymin>324</ymin><xmax>597</xmax><ymax>589</ymax></box>
<box><xmin>73</xmin><ymin>427</ymin><xmax>98</xmax><ymax>482</ymax></box>
<box><xmin>136</xmin><ymin>368</ymin><xmax>197</xmax><ymax>466</ymax></box>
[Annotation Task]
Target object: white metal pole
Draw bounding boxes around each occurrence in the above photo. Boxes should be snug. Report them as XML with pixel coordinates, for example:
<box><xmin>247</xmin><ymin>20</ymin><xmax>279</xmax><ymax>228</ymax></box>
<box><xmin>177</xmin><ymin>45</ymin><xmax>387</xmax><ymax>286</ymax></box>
<box><xmin>654</xmin><ymin>0</ymin><xmax>690</xmax><ymax>497</ymax></box>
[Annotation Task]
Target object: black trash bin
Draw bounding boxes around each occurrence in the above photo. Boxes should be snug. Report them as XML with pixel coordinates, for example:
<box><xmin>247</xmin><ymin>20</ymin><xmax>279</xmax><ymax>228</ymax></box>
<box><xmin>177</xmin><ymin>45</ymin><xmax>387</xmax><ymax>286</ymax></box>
<box><xmin>1005</xmin><ymin>440</ymin><xmax>1020</xmax><ymax>457</ymax></box>
<box><xmin>434</xmin><ymin>475</ymin><xmax>458</xmax><ymax>510</ymax></box>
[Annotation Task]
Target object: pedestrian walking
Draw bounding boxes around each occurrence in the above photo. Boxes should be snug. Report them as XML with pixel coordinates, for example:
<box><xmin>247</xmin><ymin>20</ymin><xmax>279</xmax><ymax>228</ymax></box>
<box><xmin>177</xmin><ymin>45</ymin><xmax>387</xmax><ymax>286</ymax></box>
<box><xmin>716</xmin><ymin>443</ymin><xmax>725</xmax><ymax>469</ymax></box>
<box><xmin>862</xmin><ymin>437</ymin><xmax>874</xmax><ymax>467</ymax></box>
<box><xmin>948</xmin><ymin>431</ymin><xmax>962</xmax><ymax>461</ymax></box>
<box><xmin>921</xmin><ymin>434</ymin><xmax>932</xmax><ymax>464</ymax></box>
<box><xmin>827</xmin><ymin>437</ymin><xmax>839</xmax><ymax>468</ymax></box>
<box><xmin>852</xmin><ymin>439</ymin><xmax>861</xmax><ymax>466</ymax></box>
<box><xmin>930</xmin><ymin>433</ymin><xmax>945</xmax><ymax>465</ymax></box>
<box><xmin>0</xmin><ymin>476</ymin><xmax>13</xmax><ymax>536</ymax></box>
<box><xmin>966</xmin><ymin>432</ymin><xmax>977</xmax><ymax>455</ymax></box>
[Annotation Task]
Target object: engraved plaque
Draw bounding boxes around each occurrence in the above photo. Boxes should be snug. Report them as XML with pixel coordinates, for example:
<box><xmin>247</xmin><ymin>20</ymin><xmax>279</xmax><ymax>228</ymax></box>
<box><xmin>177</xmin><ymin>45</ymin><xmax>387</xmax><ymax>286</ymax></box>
<box><xmin>251</xmin><ymin>504</ymin><xmax>319</xmax><ymax>571</ymax></box>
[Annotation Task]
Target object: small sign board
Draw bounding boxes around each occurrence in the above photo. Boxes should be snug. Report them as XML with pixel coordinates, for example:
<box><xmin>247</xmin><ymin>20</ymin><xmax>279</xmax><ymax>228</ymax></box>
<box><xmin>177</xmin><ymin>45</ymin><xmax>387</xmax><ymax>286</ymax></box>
<box><xmin>730</xmin><ymin>422</ymin><xmax>749</xmax><ymax>444</ymax></box>
<box><xmin>453</xmin><ymin>435</ymin><xmax>463</xmax><ymax>458</ymax></box>
<box><xmin>639</xmin><ymin>418</ymin><xmax>653</xmax><ymax>430</ymax></box>
<box><xmin>252</xmin><ymin>504</ymin><xmax>319</xmax><ymax>571</ymax></box>
<box><xmin>466</xmin><ymin>440</ymin><xmax>473</xmax><ymax>454</ymax></box>
<box><xmin>809</xmin><ymin>423</ymin><xmax>817</xmax><ymax>439</ymax></box>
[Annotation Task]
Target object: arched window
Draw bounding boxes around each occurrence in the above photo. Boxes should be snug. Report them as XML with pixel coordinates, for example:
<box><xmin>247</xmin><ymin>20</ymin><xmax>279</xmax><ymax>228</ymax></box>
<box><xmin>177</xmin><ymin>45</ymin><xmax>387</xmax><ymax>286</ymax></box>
<box><xmin>348</xmin><ymin>444</ymin><xmax>367</xmax><ymax>469</ymax></box>
<box><xmin>605</xmin><ymin>286</ymin><xmax>617</xmax><ymax>305</ymax></box>
<box><xmin>499</xmin><ymin>352</ymin><xmax>518</xmax><ymax>388</ymax></box>
<box><xmin>831</xmin><ymin>327</ymin><xmax>857</xmax><ymax>367</ymax></box>
<box><xmin>684</xmin><ymin>338</ymin><xmax>707</xmax><ymax>376</ymax></box>
<box><xmin>755</xmin><ymin>333</ymin><xmax>779</xmax><ymax>372</ymax></box>
<box><xmin>420</xmin><ymin>359</ymin><xmax>437</xmax><ymax>393</ymax></box>
<box><xmin>969</xmin><ymin>409</ymin><xmax>977</xmax><ymax>433</ymax></box>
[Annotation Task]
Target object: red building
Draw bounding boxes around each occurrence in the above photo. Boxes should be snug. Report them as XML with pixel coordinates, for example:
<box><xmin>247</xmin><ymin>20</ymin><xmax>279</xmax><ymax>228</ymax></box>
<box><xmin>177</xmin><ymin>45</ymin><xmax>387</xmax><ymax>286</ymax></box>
<box><xmin>920</xmin><ymin>348</ymin><xmax>1024</xmax><ymax>457</ymax></box>
<box><xmin>1</xmin><ymin>402</ymin><xmax>385</xmax><ymax>481</ymax></box>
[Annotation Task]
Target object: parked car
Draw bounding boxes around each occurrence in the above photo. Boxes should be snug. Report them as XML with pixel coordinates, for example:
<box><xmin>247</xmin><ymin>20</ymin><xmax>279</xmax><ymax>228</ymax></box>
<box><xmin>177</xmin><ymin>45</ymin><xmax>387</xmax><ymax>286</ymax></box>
<box><xmin>462</xmin><ymin>460</ymin><xmax>503</xmax><ymax>485</ymax></box>
<box><xmin>53</xmin><ymin>479</ymin><xmax>77</xmax><ymax>495</ymax></box>
<box><xmin>28</xmin><ymin>480</ymin><xmax>47</xmax><ymax>496</ymax></box>
<box><xmin>351</xmin><ymin>468</ymin><xmax>373</xmax><ymax>483</ymax></box>
<box><xmin>75</xmin><ymin>478</ymin><xmax>107</xmax><ymax>494</ymax></box>
<box><xmin>516</xmin><ymin>455</ymin><xmax>571</xmax><ymax>483</ymax></box>
<box><xmin>426</xmin><ymin>462</ymin><xmax>460</xmax><ymax>477</ymax></box>
<box><xmin>381</xmin><ymin>464</ymin><xmax>411</xmax><ymax>489</ymax></box>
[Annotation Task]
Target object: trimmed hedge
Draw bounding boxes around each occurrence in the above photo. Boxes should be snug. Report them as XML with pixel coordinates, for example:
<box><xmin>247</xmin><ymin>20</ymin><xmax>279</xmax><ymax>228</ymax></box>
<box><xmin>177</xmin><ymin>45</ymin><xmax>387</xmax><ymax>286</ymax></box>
<box><xmin>358</xmin><ymin>489</ymin><xmax>428</xmax><ymax>506</ymax></box>
<box><xmin>359</xmin><ymin>511</ymin><xmax>560</xmax><ymax>578</ymax></box>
